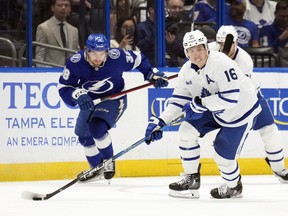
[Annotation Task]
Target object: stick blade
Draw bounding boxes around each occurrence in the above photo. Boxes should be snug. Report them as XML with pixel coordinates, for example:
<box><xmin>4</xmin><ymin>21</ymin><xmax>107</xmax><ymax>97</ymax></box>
<box><xmin>222</xmin><ymin>33</ymin><xmax>234</xmax><ymax>55</ymax></box>
<box><xmin>21</xmin><ymin>191</ymin><xmax>47</xmax><ymax>201</ymax></box>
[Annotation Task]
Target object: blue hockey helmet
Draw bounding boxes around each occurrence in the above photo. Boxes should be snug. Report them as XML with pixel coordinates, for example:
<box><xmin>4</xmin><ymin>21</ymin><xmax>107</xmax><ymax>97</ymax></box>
<box><xmin>86</xmin><ymin>34</ymin><xmax>109</xmax><ymax>52</ymax></box>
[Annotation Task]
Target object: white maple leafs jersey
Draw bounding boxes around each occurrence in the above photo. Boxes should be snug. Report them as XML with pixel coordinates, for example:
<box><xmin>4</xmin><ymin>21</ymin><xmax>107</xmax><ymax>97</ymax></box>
<box><xmin>208</xmin><ymin>41</ymin><xmax>260</xmax><ymax>90</ymax></box>
<box><xmin>160</xmin><ymin>51</ymin><xmax>261</xmax><ymax>127</ymax></box>
<box><xmin>230</xmin><ymin>45</ymin><xmax>261</xmax><ymax>91</ymax></box>
<box><xmin>208</xmin><ymin>41</ymin><xmax>253</xmax><ymax>77</ymax></box>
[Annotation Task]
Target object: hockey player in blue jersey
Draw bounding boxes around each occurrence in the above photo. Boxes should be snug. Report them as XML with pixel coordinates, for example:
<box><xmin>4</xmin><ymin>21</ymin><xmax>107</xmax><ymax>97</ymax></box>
<box><xmin>58</xmin><ymin>34</ymin><xmax>168</xmax><ymax>183</ymax></box>
<box><xmin>144</xmin><ymin>30</ymin><xmax>261</xmax><ymax>199</ymax></box>
<box><xmin>211</xmin><ymin>25</ymin><xmax>288</xmax><ymax>183</ymax></box>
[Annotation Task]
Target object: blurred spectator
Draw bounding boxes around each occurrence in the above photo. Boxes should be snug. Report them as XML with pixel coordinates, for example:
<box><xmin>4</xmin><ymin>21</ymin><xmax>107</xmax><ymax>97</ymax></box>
<box><xmin>110</xmin><ymin>16</ymin><xmax>140</xmax><ymax>51</ymax></box>
<box><xmin>136</xmin><ymin>0</ymin><xmax>155</xmax><ymax>64</ymax></box>
<box><xmin>67</xmin><ymin>0</ymin><xmax>92</xmax><ymax>49</ymax></box>
<box><xmin>259</xmin><ymin>0</ymin><xmax>288</xmax><ymax>53</ymax></box>
<box><xmin>224</xmin><ymin>0</ymin><xmax>260</xmax><ymax>47</ymax></box>
<box><xmin>166</xmin><ymin>0</ymin><xmax>186</xmax><ymax>16</ymax></box>
<box><xmin>191</xmin><ymin>0</ymin><xmax>218</xmax><ymax>41</ymax></box>
<box><xmin>193</xmin><ymin>0</ymin><xmax>216</xmax><ymax>26</ymax></box>
<box><xmin>35</xmin><ymin>0</ymin><xmax>79</xmax><ymax>67</ymax></box>
<box><xmin>165</xmin><ymin>0</ymin><xmax>187</xmax><ymax>66</ymax></box>
<box><xmin>0</xmin><ymin>0</ymin><xmax>48</xmax><ymax>42</ymax></box>
<box><xmin>110</xmin><ymin>0</ymin><xmax>134</xmax><ymax>39</ymax></box>
<box><xmin>244</xmin><ymin>0</ymin><xmax>277</xmax><ymax>29</ymax></box>
<box><xmin>130</xmin><ymin>0</ymin><xmax>148</xmax><ymax>23</ymax></box>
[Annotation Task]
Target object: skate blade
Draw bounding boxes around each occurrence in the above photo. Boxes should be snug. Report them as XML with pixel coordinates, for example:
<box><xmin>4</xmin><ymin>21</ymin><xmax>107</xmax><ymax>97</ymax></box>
<box><xmin>78</xmin><ymin>175</ymin><xmax>105</xmax><ymax>183</ymax></box>
<box><xmin>210</xmin><ymin>193</ymin><xmax>243</xmax><ymax>199</ymax></box>
<box><xmin>278</xmin><ymin>179</ymin><xmax>288</xmax><ymax>184</ymax></box>
<box><xmin>168</xmin><ymin>189</ymin><xmax>200</xmax><ymax>199</ymax></box>
<box><xmin>276</xmin><ymin>175</ymin><xmax>288</xmax><ymax>184</ymax></box>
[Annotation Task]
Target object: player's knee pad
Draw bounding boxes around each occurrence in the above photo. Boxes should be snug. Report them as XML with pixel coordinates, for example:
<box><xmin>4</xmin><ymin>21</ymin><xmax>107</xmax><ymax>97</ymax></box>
<box><xmin>179</xmin><ymin>121</ymin><xmax>200</xmax><ymax>147</ymax></box>
<box><xmin>179</xmin><ymin>122</ymin><xmax>200</xmax><ymax>155</ymax></box>
<box><xmin>179</xmin><ymin>122</ymin><xmax>200</xmax><ymax>156</ymax></box>
<box><xmin>89</xmin><ymin>118</ymin><xmax>109</xmax><ymax>139</ymax></box>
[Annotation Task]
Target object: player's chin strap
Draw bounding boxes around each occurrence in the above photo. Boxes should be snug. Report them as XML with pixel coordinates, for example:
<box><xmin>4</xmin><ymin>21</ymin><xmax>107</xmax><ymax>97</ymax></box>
<box><xmin>21</xmin><ymin>114</ymin><xmax>184</xmax><ymax>201</ymax></box>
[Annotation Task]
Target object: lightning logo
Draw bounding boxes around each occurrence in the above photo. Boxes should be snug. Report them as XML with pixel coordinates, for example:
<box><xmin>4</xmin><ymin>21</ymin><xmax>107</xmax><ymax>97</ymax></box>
<box><xmin>115</xmin><ymin>99</ymin><xmax>125</xmax><ymax>122</ymax></box>
<box><xmin>83</xmin><ymin>77</ymin><xmax>113</xmax><ymax>94</ymax></box>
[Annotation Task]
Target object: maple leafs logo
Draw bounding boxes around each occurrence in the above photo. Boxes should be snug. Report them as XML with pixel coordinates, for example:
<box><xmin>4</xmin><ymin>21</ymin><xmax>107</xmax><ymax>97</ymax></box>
<box><xmin>201</xmin><ymin>88</ymin><xmax>211</xmax><ymax>98</ymax></box>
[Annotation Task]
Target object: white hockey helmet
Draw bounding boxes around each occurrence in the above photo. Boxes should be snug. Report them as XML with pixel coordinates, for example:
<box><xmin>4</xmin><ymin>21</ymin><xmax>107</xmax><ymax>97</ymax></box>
<box><xmin>216</xmin><ymin>25</ymin><xmax>238</xmax><ymax>43</ymax></box>
<box><xmin>183</xmin><ymin>30</ymin><xmax>208</xmax><ymax>56</ymax></box>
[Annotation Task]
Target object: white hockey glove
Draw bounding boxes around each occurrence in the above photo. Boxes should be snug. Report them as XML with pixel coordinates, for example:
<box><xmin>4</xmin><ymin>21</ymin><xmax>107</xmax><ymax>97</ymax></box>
<box><xmin>72</xmin><ymin>89</ymin><xmax>94</xmax><ymax>111</ymax></box>
<box><xmin>145</xmin><ymin>116</ymin><xmax>166</xmax><ymax>144</ymax></box>
<box><xmin>183</xmin><ymin>97</ymin><xmax>207</xmax><ymax>120</ymax></box>
<box><xmin>146</xmin><ymin>69</ymin><xmax>168</xmax><ymax>88</ymax></box>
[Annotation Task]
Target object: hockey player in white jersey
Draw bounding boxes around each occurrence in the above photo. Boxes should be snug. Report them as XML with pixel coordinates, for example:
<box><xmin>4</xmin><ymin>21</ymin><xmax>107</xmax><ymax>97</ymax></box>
<box><xmin>212</xmin><ymin>25</ymin><xmax>288</xmax><ymax>183</ymax></box>
<box><xmin>144</xmin><ymin>29</ymin><xmax>261</xmax><ymax>199</ymax></box>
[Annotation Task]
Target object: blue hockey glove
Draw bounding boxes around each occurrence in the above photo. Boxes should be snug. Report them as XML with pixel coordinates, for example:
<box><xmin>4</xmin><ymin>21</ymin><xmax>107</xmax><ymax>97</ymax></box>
<box><xmin>72</xmin><ymin>89</ymin><xmax>94</xmax><ymax>111</ymax></box>
<box><xmin>147</xmin><ymin>69</ymin><xmax>168</xmax><ymax>88</ymax></box>
<box><xmin>182</xmin><ymin>97</ymin><xmax>207</xmax><ymax>120</ymax></box>
<box><xmin>145</xmin><ymin>116</ymin><xmax>166</xmax><ymax>144</ymax></box>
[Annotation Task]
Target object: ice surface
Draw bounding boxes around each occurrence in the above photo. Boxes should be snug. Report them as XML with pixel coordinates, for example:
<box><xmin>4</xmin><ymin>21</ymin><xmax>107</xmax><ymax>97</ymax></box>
<box><xmin>1</xmin><ymin>175</ymin><xmax>287</xmax><ymax>216</ymax></box>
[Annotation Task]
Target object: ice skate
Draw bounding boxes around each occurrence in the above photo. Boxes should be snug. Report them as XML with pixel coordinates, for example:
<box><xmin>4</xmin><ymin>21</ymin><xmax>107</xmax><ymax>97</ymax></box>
<box><xmin>104</xmin><ymin>159</ymin><xmax>115</xmax><ymax>182</ymax></box>
<box><xmin>274</xmin><ymin>169</ymin><xmax>288</xmax><ymax>183</ymax></box>
<box><xmin>77</xmin><ymin>165</ymin><xmax>104</xmax><ymax>183</ymax></box>
<box><xmin>265</xmin><ymin>157</ymin><xmax>288</xmax><ymax>183</ymax></box>
<box><xmin>168</xmin><ymin>165</ymin><xmax>201</xmax><ymax>199</ymax></box>
<box><xmin>210</xmin><ymin>176</ymin><xmax>243</xmax><ymax>199</ymax></box>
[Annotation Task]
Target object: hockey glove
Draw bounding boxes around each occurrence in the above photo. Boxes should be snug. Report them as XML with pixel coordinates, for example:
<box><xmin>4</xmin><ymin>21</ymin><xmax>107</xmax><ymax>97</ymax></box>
<box><xmin>147</xmin><ymin>69</ymin><xmax>168</xmax><ymax>88</ymax></box>
<box><xmin>72</xmin><ymin>89</ymin><xmax>94</xmax><ymax>111</ymax></box>
<box><xmin>145</xmin><ymin>116</ymin><xmax>166</xmax><ymax>144</ymax></box>
<box><xmin>183</xmin><ymin>97</ymin><xmax>207</xmax><ymax>120</ymax></box>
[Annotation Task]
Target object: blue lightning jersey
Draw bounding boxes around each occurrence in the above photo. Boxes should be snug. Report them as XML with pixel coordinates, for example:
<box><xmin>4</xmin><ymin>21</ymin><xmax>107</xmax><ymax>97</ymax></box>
<box><xmin>58</xmin><ymin>48</ymin><xmax>154</xmax><ymax>106</ymax></box>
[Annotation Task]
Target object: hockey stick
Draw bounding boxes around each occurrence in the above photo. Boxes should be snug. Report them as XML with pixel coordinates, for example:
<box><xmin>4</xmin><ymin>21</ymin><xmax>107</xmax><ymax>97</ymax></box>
<box><xmin>21</xmin><ymin>114</ymin><xmax>184</xmax><ymax>201</ymax></box>
<box><xmin>107</xmin><ymin>73</ymin><xmax>178</xmax><ymax>100</ymax></box>
<box><xmin>190</xmin><ymin>0</ymin><xmax>199</xmax><ymax>31</ymax></box>
<box><xmin>86</xmin><ymin>73</ymin><xmax>178</xmax><ymax>122</ymax></box>
<box><xmin>222</xmin><ymin>34</ymin><xmax>234</xmax><ymax>55</ymax></box>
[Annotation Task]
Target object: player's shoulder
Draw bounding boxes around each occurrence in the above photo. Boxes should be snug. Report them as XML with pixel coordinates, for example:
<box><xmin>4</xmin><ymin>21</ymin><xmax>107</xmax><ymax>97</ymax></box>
<box><xmin>208</xmin><ymin>50</ymin><xmax>238</xmax><ymax>69</ymax></box>
<box><xmin>107</xmin><ymin>48</ymin><xmax>133</xmax><ymax>61</ymax></box>
<box><xmin>108</xmin><ymin>48</ymin><xmax>122</xmax><ymax>59</ymax></box>
<box><xmin>237</xmin><ymin>46</ymin><xmax>252</xmax><ymax>60</ymax></box>
<box><xmin>65</xmin><ymin>50</ymin><xmax>86</xmax><ymax>68</ymax></box>
<box><xmin>209</xmin><ymin>50</ymin><xmax>229</xmax><ymax>60</ymax></box>
<box><xmin>235</xmin><ymin>46</ymin><xmax>253</xmax><ymax>65</ymax></box>
<box><xmin>107</xmin><ymin>48</ymin><xmax>141</xmax><ymax>63</ymax></box>
<box><xmin>266</xmin><ymin>0</ymin><xmax>277</xmax><ymax>8</ymax></box>
<box><xmin>181</xmin><ymin>60</ymin><xmax>193</xmax><ymax>71</ymax></box>
<box><xmin>208</xmin><ymin>41</ymin><xmax>219</xmax><ymax>51</ymax></box>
